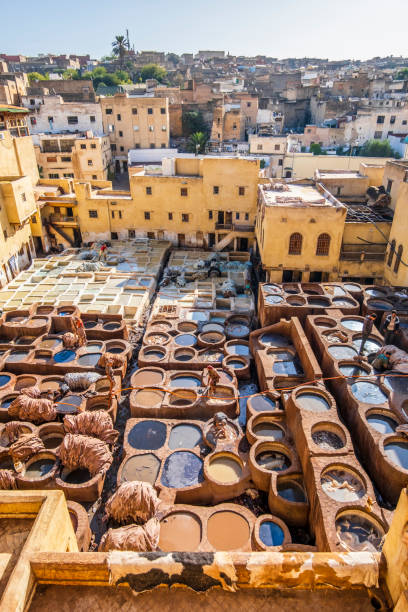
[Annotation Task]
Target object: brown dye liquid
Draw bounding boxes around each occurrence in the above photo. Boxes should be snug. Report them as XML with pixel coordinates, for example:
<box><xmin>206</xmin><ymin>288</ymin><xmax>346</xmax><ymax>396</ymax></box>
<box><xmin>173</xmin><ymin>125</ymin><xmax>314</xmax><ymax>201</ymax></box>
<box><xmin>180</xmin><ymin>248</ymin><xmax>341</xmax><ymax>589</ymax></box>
<box><xmin>133</xmin><ymin>369</ymin><xmax>164</xmax><ymax>386</ymax></box>
<box><xmin>40</xmin><ymin>338</ymin><xmax>61</xmax><ymax>349</ymax></box>
<box><xmin>40</xmin><ymin>380</ymin><xmax>61</xmax><ymax>392</ymax></box>
<box><xmin>208</xmin><ymin>456</ymin><xmax>242</xmax><ymax>483</ymax></box>
<box><xmin>207</xmin><ymin>511</ymin><xmax>250</xmax><ymax>550</ymax></box>
<box><xmin>134</xmin><ymin>389</ymin><xmax>164</xmax><ymax>407</ymax></box>
<box><xmin>121</xmin><ymin>454</ymin><xmax>161</xmax><ymax>485</ymax></box>
<box><xmin>159</xmin><ymin>512</ymin><xmax>202</xmax><ymax>551</ymax></box>
<box><xmin>42</xmin><ymin>435</ymin><xmax>63</xmax><ymax>449</ymax></box>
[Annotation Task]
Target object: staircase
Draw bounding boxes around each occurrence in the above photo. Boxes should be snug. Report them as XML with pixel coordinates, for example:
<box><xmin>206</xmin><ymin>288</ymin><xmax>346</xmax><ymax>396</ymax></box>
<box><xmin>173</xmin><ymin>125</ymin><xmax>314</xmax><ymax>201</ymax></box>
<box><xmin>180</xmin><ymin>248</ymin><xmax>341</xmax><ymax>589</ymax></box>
<box><xmin>46</xmin><ymin>221</ymin><xmax>75</xmax><ymax>247</ymax></box>
<box><xmin>214</xmin><ymin>231</ymin><xmax>238</xmax><ymax>251</ymax></box>
<box><xmin>214</xmin><ymin>224</ymin><xmax>255</xmax><ymax>252</ymax></box>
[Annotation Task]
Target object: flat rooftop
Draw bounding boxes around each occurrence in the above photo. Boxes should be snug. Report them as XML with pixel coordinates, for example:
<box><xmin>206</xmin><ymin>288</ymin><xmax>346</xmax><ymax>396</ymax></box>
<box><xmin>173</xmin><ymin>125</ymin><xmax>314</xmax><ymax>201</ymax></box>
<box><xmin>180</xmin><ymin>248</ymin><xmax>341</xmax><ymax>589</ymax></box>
<box><xmin>260</xmin><ymin>182</ymin><xmax>341</xmax><ymax>208</ymax></box>
<box><xmin>317</xmin><ymin>170</ymin><xmax>363</xmax><ymax>180</ymax></box>
<box><xmin>345</xmin><ymin>203</ymin><xmax>394</xmax><ymax>223</ymax></box>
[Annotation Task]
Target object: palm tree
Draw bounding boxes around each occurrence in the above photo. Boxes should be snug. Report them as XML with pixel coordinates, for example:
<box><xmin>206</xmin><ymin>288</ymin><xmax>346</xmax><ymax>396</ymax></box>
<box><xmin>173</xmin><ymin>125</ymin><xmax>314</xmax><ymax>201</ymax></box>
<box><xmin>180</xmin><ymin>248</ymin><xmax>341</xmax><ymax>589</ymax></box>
<box><xmin>187</xmin><ymin>132</ymin><xmax>208</xmax><ymax>155</ymax></box>
<box><xmin>112</xmin><ymin>35</ymin><xmax>127</xmax><ymax>68</ymax></box>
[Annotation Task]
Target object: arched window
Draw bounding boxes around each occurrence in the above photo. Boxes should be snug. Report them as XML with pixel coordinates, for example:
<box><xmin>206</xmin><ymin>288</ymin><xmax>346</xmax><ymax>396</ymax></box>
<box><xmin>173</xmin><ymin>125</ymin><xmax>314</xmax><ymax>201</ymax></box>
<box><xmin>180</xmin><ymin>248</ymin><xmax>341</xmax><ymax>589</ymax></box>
<box><xmin>387</xmin><ymin>239</ymin><xmax>396</xmax><ymax>267</ymax></box>
<box><xmin>289</xmin><ymin>232</ymin><xmax>302</xmax><ymax>255</ymax></box>
<box><xmin>316</xmin><ymin>233</ymin><xmax>331</xmax><ymax>256</ymax></box>
<box><xmin>394</xmin><ymin>244</ymin><xmax>403</xmax><ymax>274</ymax></box>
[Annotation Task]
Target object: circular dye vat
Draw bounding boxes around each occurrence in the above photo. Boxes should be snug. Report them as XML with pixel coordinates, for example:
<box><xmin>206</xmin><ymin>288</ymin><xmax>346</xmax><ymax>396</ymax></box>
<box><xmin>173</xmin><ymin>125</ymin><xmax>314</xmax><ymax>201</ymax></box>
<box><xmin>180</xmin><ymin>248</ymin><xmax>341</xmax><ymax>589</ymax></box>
<box><xmin>328</xmin><ymin>345</ymin><xmax>357</xmax><ymax>360</ymax></box>
<box><xmin>315</xmin><ymin>319</ymin><xmax>336</xmax><ymax>328</ymax></box>
<box><xmin>207</xmin><ymin>511</ymin><xmax>249</xmax><ymax>551</ymax></box>
<box><xmin>145</xmin><ymin>333</ymin><xmax>169</xmax><ymax>346</ymax></box>
<box><xmin>143</xmin><ymin>350</ymin><xmax>165</xmax><ymax>361</ymax></box>
<box><xmin>202</xmin><ymin>323</ymin><xmax>224</xmax><ymax>334</ymax></box>
<box><xmin>259</xmin><ymin>521</ymin><xmax>285</xmax><ymax>547</ymax></box>
<box><xmin>77</xmin><ymin>352</ymin><xmax>102</xmax><ymax>367</ymax></box>
<box><xmin>273</xmin><ymin>359</ymin><xmax>303</xmax><ymax>376</ymax></box>
<box><xmin>178</xmin><ymin>322</ymin><xmax>197</xmax><ymax>333</ymax></box>
<box><xmin>85</xmin><ymin>342</ymin><xmax>104</xmax><ymax>352</ymax></box>
<box><xmin>132</xmin><ymin>369</ymin><xmax>164</xmax><ymax>387</ymax></box>
<box><xmin>265</xmin><ymin>295</ymin><xmax>283</xmax><ymax>305</ymax></box>
<box><xmin>208</xmin><ymin>455</ymin><xmax>242</xmax><ymax>483</ymax></box>
<box><xmin>296</xmin><ymin>393</ymin><xmax>331</xmax><ymax>412</ymax></box>
<box><xmin>1</xmin><ymin>395</ymin><xmax>17</xmax><ymax>409</ymax></box>
<box><xmin>121</xmin><ymin>454</ymin><xmax>161</xmax><ymax>485</ymax></box>
<box><xmin>367</xmin><ymin>414</ymin><xmax>397</xmax><ymax>435</ymax></box>
<box><xmin>322</xmin><ymin>469</ymin><xmax>365</xmax><ymax>502</ymax></box>
<box><xmin>15</xmin><ymin>337</ymin><xmax>35</xmax><ymax>345</ymax></box>
<box><xmin>260</xmin><ymin>333</ymin><xmax>290</xmax><ymax>347</ymax></box>
<box><xmin>339</xmin><ymin>364</ymin><xmax>369</xmax><ymax>378</ymax></box>
<box><xmin>175</xmin><ymin>334</ymin><xmax>197</xmax><ymax>347</ymax></box>
<box><xmin>25</xmin><ymin>458</ymin><xmax>55</xmax><ymax>480</ymax></box>
<box><xmin>62</xmin><ymin>468</ymin><xmax>91</xmax><ymax>484</ymax></box>
<box><xmin>350</xmin><ymin>381</ymin><xmax>387</xmax><ymax>404</ymax></box>
<box><xmin>344</xmin><ymin>283</ymin><xmax>361</xmax><ymax>292</ymax></box>
<box><xmin>6</xmin><ymin>351</ymin><xmax>28</xmax><ymax>362</ymax></box>
<box><xmin>352</xmin><ymin>337</ymin><xmax>382</xmax><ymax>354</ymax></box>
<box><xmin>159</xmin><ymin>512</ymin><xmax>202</xmax><ymax>552</ymax></box>
<box><xmin>170</xmin><ymin>376</ymin><xmax>201</xmax><ymax>388</ymax></box>
<box><xmin>168</xmin><ymin>424</ymin><xmax>202</xmax><ymax>449</ymax></box>
<box><xmin>308</xmin><ymin>297</ymin><xmax>330</xmax><ymax>307</ymax></box>
<box><xmin>39</xmin><ymin>379</ymin><xmax>62</xmax><ymax>392</ymax></box>
<box><xmin>149</xmin><ymin>321</ymin><xmax>172</xmax><ymax>332</ymax></box>
<box><xmin>384</xmin><ymin>442</ymin><xmax>408</xmax><ymax>469</ymax></box>
<box><xmin>335</xmin><ymin>513</ymin><xmax>384</xmax><ymax>552</ymax></box>
<box><xmin>331</xmin><ymin>286</ymin><xmax>347</xmax><ymax>296</ymax></box>
<box><xmin>128</xmin><ymin>420</ymin><xmax>167</xmax><ymax>450</ymax></box>
<box><xmin>54</xmin><ymin>350</ymin><xmax>76</xmax><ymax>363</ymax></box>
<box><xmin>227</xmin><ymin>359</ymin><xmax>246</xmax><ymax>369</ymax></box>
<box><xmin>366</xmin><ymin>288</ymin><xmax>386</xmax><ymax>297</ymax></box>
<box><xmin>332</xmin><ymin>297</ymin><xmax>355</xmax><ymax>307</ymax></box>
<box><xmin>83</xmin><ymin>321</ymin><xmax>97</xmax><ymax>329</ymax></box>
<box><xmin>249</xmin><ymin>395</ymin><xmax>278</xmax><ymax>412</ymax></box>
<box><xmin>264</xmin><ymin>284</ymin><xmax>282</xmax><ymax>295</ymax></box>
<box><xmin>39</xmin><ymin>337</ymin><xmax>62</xmax><ymax>349</ymax></box>
<box><xmin>0</xmin><ymin>375</ymin><xmax>11</xmax><ymax>387</ymax></box>
<box><xmin>256</xmin><ymin>450</ymin><xmax>290</xmax><ymax>471</ymax></box>
<box><xmin>226</xmin><ymin>343</ymin><xmax>250</xmax><ymax>357</ymax></box>
<box><xmin>55</xmin><ymin>395</ymin><xmax>82</xmax><ymax>414</ymax></box>
<box><xmin>253</xmin><ymin>423</ymin><xmax>284</xmax><ymax>439</ymax></box>
<box><xmin>200</xmin><ymin>350</ymin><xmax>224</xmax><ymax>362</ymax></box>
<box><xmin>174</xmin><ymin>350</ymin><xmax>194</xmax><ymax>362</ymax></box>
<box><xmin>277</xmin><ymin>480</ymin><xmax>306</xmax><ymax>502</ymax></box>
<box><xmin>312</xmin><ymin>430</ymin><xmax>345</xmax><ymax>450</ymax></box>
<box><xmin>200</xmin><ymin>331</ymin><xmax>224</xmax><ymax>345</ymax></box>
<box><xmin>367</xmin><ymin>300</ymin><xmax>392</xmax><ymax>311</ymax></box>
<box><xmin>161</xmin><ymin>451</ymin><xmax>204</xmax><ymax>488</ymax></box>
<box><xmin>225</xmin><ymin>323</ymin><xmax>250</xmax><ymax>338</ymax></box>
<box><xmin>103</xmin><ymin>322</ymin><xmax>121</xmax><ymax>331</ymax></box>
<box><xmin>341</xmin><ymin>319</ymin><xmax>364</xmax><ymax>331</ymax></box>
<box><xmin>133</xmin><ymin>389</ymin><xmax>164</xmax><ymax>408</ymax></box>
<box><xmin>42</xmin><ymin>435</ymin><xmax>63</xmax><ymax>450</ymax></box>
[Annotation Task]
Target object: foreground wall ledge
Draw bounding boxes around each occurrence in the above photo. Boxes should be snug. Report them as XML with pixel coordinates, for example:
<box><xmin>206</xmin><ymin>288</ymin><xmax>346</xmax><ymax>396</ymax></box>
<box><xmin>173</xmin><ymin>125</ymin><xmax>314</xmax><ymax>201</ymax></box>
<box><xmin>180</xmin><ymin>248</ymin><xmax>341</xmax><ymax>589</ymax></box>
<box><xmin>29</xmin><ymin>550</ymin><xmax>381</xmax><ymax>593</ymax></box>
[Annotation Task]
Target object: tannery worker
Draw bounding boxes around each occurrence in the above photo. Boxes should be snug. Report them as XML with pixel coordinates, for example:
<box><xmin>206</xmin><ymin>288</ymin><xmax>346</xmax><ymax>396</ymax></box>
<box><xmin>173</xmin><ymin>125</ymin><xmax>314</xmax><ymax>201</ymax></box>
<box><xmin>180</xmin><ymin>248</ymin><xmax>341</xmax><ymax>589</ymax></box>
<box><xmin>358</xmin><ymin>314</ymin><xmax>376</xmax><ymax>355</ymax></box>
<box><xmin>383</xmin><ymin>310</ymin><xmax>400</xmax><ymax>345</ymax></box>
<box><xmin>204</xmin><ymin>365</ymin><xmax>220</xmax><ymax>398</ymax></box>
<box><xmin>99</xmin><ymin>243</ymin><xmax>108</xmax><ymax>261</ymax></box>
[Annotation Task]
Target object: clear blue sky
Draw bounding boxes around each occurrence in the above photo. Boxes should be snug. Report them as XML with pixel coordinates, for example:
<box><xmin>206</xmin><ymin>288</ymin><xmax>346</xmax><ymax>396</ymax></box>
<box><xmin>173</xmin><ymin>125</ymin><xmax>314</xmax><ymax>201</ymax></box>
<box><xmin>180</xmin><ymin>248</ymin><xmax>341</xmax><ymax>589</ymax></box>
<box><xmin>3</xmin><ymin>0</ymin><xmax>408</xmax><ymax>60</ymax></box>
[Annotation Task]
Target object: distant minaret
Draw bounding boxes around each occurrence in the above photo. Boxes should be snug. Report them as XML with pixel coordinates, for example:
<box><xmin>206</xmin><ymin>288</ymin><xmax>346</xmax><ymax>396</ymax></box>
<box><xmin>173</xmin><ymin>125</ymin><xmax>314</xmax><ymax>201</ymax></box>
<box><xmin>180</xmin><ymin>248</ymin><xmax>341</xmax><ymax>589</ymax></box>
<box><xmin>126</xmin><ymin>29</ymin><xmax>131</xmax><ymax>50</ymax></box>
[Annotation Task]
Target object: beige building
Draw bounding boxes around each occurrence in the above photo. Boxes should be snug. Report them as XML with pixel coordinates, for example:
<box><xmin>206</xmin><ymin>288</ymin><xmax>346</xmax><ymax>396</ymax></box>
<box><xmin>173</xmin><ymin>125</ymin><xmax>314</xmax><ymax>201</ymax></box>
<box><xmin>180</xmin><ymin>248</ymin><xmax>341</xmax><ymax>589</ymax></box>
<box><xmin>100</xmin><ymin>93</ymin><xmax>170</xmax><ymax>173</ymax></box>
<box><xmin>383</xmin><ymin>160</ymin><xmax>408</xmax><ymax>286</ymax></box>
<box><xmin>33</xmin><ymin>133</ymin><xmax>112</xmax><ymax>181</ymax></box>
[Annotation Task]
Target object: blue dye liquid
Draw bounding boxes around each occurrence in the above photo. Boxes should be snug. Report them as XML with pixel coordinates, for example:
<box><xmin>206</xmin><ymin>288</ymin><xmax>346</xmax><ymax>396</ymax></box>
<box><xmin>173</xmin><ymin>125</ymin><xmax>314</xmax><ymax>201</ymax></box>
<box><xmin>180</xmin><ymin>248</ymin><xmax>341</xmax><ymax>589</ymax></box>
<box><xmin>350</xmin><ymin>382</ymin><xmax>387</xmax><ymax>404</ymax></box>
<box><xmin>128</xmin><ymin>420</ymin><xmax>167</xmax><ymax>450</ymax></box>
<box><xmin>367</xmin><ymin>415</ymin><xmax>397</xmax><ymax>435</ymax></box>
<box><xmin>161</xmin><ymin>451</ymin><xmax>204</xmax><ymax>488</ymax></box>
<box><xmin>259</xmin><ymin>521</ymin><xmax>285</xmax><ymax>546</ymax></box>
<box><xmin>0</xmin><ymin>375</ymin><xmax>11</xmax><ymax>387</ymax></box>
<box><xmin>54</xmin><ymin>350</ymin><xmax>76</xmax><ymax>363</ymax></box>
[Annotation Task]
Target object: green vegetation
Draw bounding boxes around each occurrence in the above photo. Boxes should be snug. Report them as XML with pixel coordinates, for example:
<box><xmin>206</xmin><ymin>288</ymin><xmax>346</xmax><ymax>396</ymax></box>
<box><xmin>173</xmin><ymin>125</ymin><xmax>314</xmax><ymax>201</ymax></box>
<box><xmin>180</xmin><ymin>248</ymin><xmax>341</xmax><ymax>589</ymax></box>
<box><xmin>360</xmin><ymin>139</ymin><xmax>396</xmax><ymax>157</ymax></box>
<box><xmin>187</xmin><ymin>132</ymin><xmax>208</xmax><ymax>154</ymax></box>
<box><xmin>28</xmin><ymin>72</ymin><xmax>49</xmax><ymax>82</ymax></box>
<box><xmin>310</xmin><ymin>143</ymin><xmax>326</xmax><ymax>155</ymax></box>
<box><xmin>112</xmin><ymin>35</ymin><xmax>128</xmax><ymax>68</ymax></box>
<box><xmin>140</xmin><ymin>63</ymin><xmax>167</xmax><ymax>82</ymax></box>
<box><xmin>395</xmin><ymin>68</ymin><xmax>408</xmax><ymax>80</ymax></box>
<box><xmin>182</xmin><ymin>111</ymin><xmax>208</xmax><ymax>137</ymax></box>
<box><xmin>62</xmin><ymin>66</ymin><xmax>132</xmax><ymax>88</ymax></box>
<box><xmin>167</xmin><ymin>53</ymin><xmax>179</xmax><ymax>67</ymax></box>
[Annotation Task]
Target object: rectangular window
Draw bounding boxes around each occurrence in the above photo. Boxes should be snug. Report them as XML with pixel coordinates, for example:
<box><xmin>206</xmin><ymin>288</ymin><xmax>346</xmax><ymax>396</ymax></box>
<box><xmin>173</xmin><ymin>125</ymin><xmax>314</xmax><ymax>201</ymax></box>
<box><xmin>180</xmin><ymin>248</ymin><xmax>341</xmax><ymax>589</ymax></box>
<box><xmin>374</xmin><ymin>131</ymin><xmax>382</xmax><ymax>139</ymax></box>
<box><xmin>236</xmin><ymin>212</ymin><xmax>240</xmax><ymax>220</ymax></box>
<box><xmin>146</xmin><ymin>187</ymin><xmax>152</xmax><ymax>195</ymax></box>
<box><xmin>135</xmin><ymin>144</ymin><xmax>140</xmax><ymax>149</ymax></box>
<box><xmin>390</xmin><ymin>115</ymin><xmax>396</xmax><ymax>124</ymax></box>
<box><xmin>80</xmin><ymin>144</ymin><xmax>86</xmax><ymax>149</ymax></box>
<box><xmin>3</xmin><ymin>230</ymin><xmax>7</xmax><ymax>239</ymax></box>
<box><xmin>90</xmin><ymin>115</ymin><xmax>96</xmax><ymax>123</ymax></box>
<box><xmin>386</xmin><ymin>179</ymin><xmax>393</xmax><ymax>194</ymax></box>
<box><xmin>91</xmin><ymin>143</ymin><xmax>96</xmax><ymax>149</ymax></box>
<box><xmin>48</xmin><ymin>116</ymin><xmax>54</xmax><ymax>122</ymax></box>
<box><xmin>247</xmin><ymin>102</ymin><xmax>251</xmax><ymax>107</ymax></box>
<box><xmin>257</xmin><ymin>144</ymin><xmax>262</xmax><ymax>151</ymax></box>
<box><xmin>274</xmin><ymin>144</ymin><xmax>280</xmax><ymax>151</ymax></box>
<box><xmin>132</xmin><ymin>108</ymin><xmax>138</xmax><ymax>115</ymax></box>
<box><xmin>239</xmin><ymin>186</ymin><xmax>245</xmax><ymax>196</ymax></box>
<box><xmin>148</xmin><ymin>108</ymin><xmax>153</xmax><ymax>115</ymax></box>
<box><xmin>233</xmin><ymin>123</ymin><xmax>237</xmax><ymax>129</ymax></box>
<box><xmin>182</xmin><ymin>213</ymin><xmax>189</xmax><ymax>222</ymax></box>
<box><xmin>111</xmin><ymin>144</ymin><xmax>117</xmax><ymax>152</ymax></box>
<box><xmin>209</xmin><ymin>210</ymin><xmax>213</xmax><ymax>220</ymax></box>
<box><xmin>245</xmin><ymin>213</ymin><xmax>249</xmax><ymax>221</ymax></box>
<box><xmin>168</xmin><ymin>212</ymin><xmax>173</xmax><ymax>220</ymax></box>
<box><xmin>87</xmin><ymin>160</ymin><xmax>93</xmax><ymax>166</ymax></box>
<box><xmin>30</xmin><ymin>99</ymin><xmax>35</xmax><ymax>105</ymax></box>
<box><xmin>180</xmin><ymin>188</ymin><xmax>188</xmax><ymax>196</ymax></box>
<box><xmin>46</xmin><ymin>156</ymin><xmax>57</xmax><ymax>162</ymax></box>
<box><xmin>147</xmin><ymin>231</ymin><xmax>155</xmax><ymax>239</ymax></box>
<box><xmin>120</xmin><ymin>146</ymin><xmax>124</xmax><ymax>152</ymax></box>
<box><xmin>92</xmin><ymin>174</ymin><xmax>97</xmax><ymax>179</ymax></box>
<box><xmin>377</xmin><ymin>115</ymin><xmax>385</xmax><ymax>124</ymax></box>
<box><xmin>213</xmin><ymin>186</ymin><xmax>219</xmax><ymax>194</ymax></box>
<box><xmin>111</xmin><ymin>232</ymin><xmax>118</xmax><ymax>240</ymax></box>
<box><xmin>150</xmin><ymin>143</ymin><xmax>155</xmax><ymax>149</ymax></box>
<box><xmin>61</xmin><ymin>156</ymin><xmax>71</xmax><ymax>162</ymax></box>
<box><xmin>119</xmin><ymin>210</ymin><xmax>122</xmax><ymax>219</ymax></box>
<box><xmin>111</xmin><ymin>210</ymin><xmax>115</xmax><ymax>219</ymax></box>
<box><xmin>119</xmin><ymin>131</ymin><xmax>123</xmax><ymax>137</ymax></box>
<box><xmin>117</xmin><ymin>114</ymin><xmax>121</xmax><ymax>121</ymax></box>
<box><xmin>161</xmin><ymin>143</ymin><xmax>166</xmax><ymax>148</ymax></box>
<box><xmin>403</xmin><ymin>120</ymin><xmax>407</xmax><ymax>125</ymax></box>
<box><xmin>21</xmin><ymin>192</ymin><xmax>26</xmax><ymax>202</ymax></box>
<box><xmin>63</xmin><ymin>173</ymin><xmax>74</xmax><ymax>178</ymax></box>
<box><xmin>105</xmin><ymin>108</ymin><xmax>112</xmax><ymax>115</ymax></box>
<box><xmin>128</xmin><ymin>229</ymin><xmax>135</xmax><ymax>238</ymax></box>
<box><xmin>88</xmin><ymin>210</ymin><xmax>98</xmax><ymax>218</ymax></box>
<box><xmin>278</xmin><ymin>159</ymin><xmax>283</xmax><ymax>166</ymax></box>
<box><xmin>67</xmin><ymin>116</ymin><xmax>78</xmax><ymax>125</ymax></box>
<box><xmin>144</xmin><ymin>211</ymin><xmax>150</xmax><ymax>220</ymax></box>
<box><xmin>49</xmin><ymin>173</ymin><xmax>59</xmax><ymax>178</ymax></box>
<box><xmin>32</xmin><ymin>215</ymin><xmax>37</xmax><ymax>223</ymax></box>
<box><xmin>160</xmin><ymin>107</ymin><xmax>166</xmax><ymax>114</ymax></box>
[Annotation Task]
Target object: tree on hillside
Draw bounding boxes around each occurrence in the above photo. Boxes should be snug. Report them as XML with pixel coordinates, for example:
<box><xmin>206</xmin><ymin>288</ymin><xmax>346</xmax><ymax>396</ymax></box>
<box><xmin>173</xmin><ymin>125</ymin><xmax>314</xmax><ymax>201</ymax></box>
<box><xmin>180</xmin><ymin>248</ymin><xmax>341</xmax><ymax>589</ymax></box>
<box><xmin>62</xmin><ymin>68</ymin><xmax>81</xmax><ymax>80</ymax></box>
<box><xmin>360</xmin><ymin>139</ymin><xmax>395</xmax><ymax>157</ymax></box>
<box><xmin>187</xmin><ymin>132</ymin><xmax>208</xmax><ymax>154</ymax></box>
<box><xmin>112</xmin><ymin>35</ymin><xmax>128</xmax><ymax>68</ymax></box>
<box><xmin>167</xmin><ymin>53</ymin><xmax>179</xmax><ymax>67</ymax></box>
<box><xmin>182</xmin><ymin>111</ymin><xmax>208</xmax><ymax>137</ymax></box>
<box><xmin>27</xmin><ymin>72</ymin><xmax>48</xmax><ymax>83</ymax></box>
<box><xmin>395</xmin><ymin>68</ymin><xmax>408</xmax><ymax>80</ymax></box>
<box><xmin>140</xmin><ymin>63</ymin><xmax>167</xmax><ymax>83</ymax></box>
<box><xmin>310</xmin><ymin>143</ymin><xmax>326</xmax><ymax>155</ymax></box>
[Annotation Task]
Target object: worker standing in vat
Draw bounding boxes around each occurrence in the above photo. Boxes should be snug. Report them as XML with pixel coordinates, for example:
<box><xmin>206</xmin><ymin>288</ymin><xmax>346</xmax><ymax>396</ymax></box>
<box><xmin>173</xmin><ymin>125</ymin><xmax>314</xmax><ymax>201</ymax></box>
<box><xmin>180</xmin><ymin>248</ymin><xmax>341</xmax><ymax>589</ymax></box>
<box><xmin>204</xmin><ymin>365</ymin><xmax>220</xmax><ymax>398</ymax></box>
<box><xmin>72</xmin><ymin>316</ymin><xmax>86</xmax><ymax>347</ymax></box>
<box><xmin>383</xmin><ymin>310</ymin><xmax>400</xmax><ymax>345</ymax></box>
<box><xmin>99</xmin><ymin>243</ymin><xmax>107</xmax><ymax>262</ymax></box>
<box><xmin>358</xmin><ymin>314</ymin><xmax>376</xmax><ymax>355</ymax></box>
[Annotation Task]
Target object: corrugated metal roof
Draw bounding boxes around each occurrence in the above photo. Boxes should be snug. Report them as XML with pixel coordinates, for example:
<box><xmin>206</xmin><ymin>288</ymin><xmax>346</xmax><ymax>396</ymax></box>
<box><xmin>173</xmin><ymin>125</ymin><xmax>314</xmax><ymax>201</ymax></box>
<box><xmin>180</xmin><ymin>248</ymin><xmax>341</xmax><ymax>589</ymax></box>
<box><xmin>0</xmin><ymin>105</ymin><xmax>28</xmax><ymax>114</ymax></box>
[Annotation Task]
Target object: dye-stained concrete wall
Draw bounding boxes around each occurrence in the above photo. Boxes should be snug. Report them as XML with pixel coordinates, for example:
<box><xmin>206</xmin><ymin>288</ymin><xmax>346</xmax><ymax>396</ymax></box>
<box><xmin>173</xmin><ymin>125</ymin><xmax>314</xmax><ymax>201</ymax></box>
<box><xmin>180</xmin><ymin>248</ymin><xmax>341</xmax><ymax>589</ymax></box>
<box><xmin>384</xmin><ymin>181</ymin><xmax>408</xmax><ymax>287</ymax></box>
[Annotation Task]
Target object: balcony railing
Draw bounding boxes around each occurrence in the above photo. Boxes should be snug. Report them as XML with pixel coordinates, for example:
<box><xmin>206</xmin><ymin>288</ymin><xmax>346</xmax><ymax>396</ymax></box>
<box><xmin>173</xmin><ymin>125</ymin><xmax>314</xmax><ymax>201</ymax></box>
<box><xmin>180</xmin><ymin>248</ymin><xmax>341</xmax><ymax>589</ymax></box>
<box><xmin>49</xmin><ymin>214</ymin><xmax>78</xmax><ymax>225</ymax></box>
<box><xmin>233</xmin><ymin>223</ymin><xmax>255</xmax><ymax>232</ymax></box>
<box><xmin>215</xmin><ymin>223</ymin><xmax>233</xmax><ymax>230</ymax></box>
